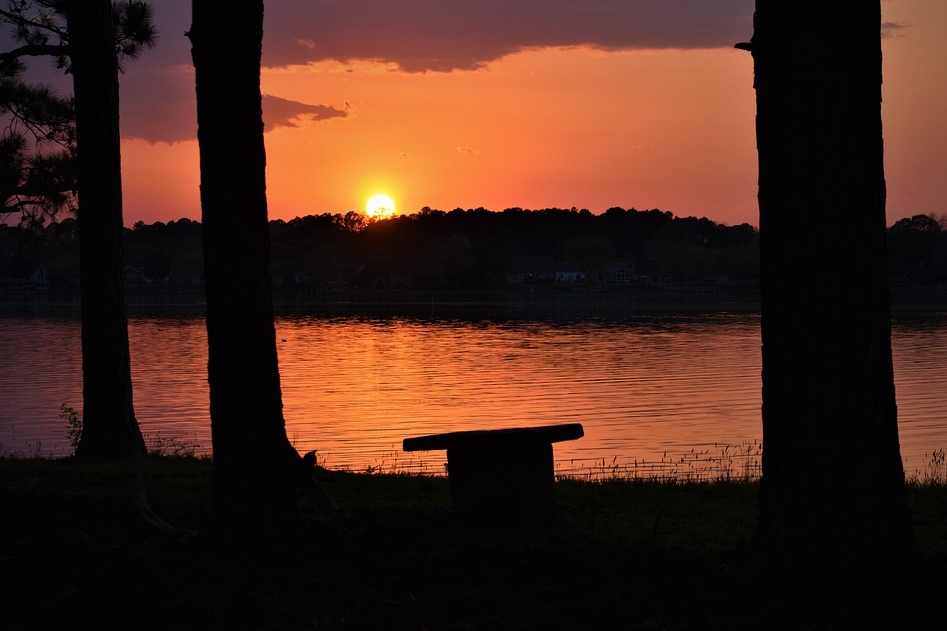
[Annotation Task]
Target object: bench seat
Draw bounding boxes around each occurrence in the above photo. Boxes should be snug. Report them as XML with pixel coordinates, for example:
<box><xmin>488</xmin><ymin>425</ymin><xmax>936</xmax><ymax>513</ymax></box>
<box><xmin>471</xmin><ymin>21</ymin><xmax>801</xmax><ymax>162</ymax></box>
<box><xmin>403</xmin><ymin>423</ymin><xmax>584</xmax><ymax>523</ymax></box>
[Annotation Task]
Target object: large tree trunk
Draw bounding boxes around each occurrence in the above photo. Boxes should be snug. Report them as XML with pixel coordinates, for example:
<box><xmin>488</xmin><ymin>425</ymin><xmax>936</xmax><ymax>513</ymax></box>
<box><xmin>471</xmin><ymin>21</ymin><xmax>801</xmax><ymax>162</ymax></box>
<box><xmin>749</xmin><ymin>1</ymin><xmax>916</xmax><ymax>587</ymax></box>
<box><xmin>189</xmin><ymin>0</ymin><xmax>301</xmax><ymax>552</ymax></box>
<box><xmin>67</xmin><ymin>0</ymin><xmax>145</xmax><ymax>461</ymax></box>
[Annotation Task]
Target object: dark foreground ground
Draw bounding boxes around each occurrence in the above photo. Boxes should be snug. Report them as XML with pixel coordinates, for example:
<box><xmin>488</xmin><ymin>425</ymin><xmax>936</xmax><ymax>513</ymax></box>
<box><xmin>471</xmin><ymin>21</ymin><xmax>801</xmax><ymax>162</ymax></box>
<box><xmin>2</xmin><ymin>458</ymin><xmax>945</xmax><ymax>630</ymax></box>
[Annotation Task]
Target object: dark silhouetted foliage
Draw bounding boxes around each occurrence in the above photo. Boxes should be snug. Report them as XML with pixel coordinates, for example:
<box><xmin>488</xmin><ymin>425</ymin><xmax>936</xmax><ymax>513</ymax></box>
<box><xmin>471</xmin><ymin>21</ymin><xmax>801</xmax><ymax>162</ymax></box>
<box><xmin>9</xmin><ymin>207</ymin><xmax>947</xmax><ymax>296</ymax></box>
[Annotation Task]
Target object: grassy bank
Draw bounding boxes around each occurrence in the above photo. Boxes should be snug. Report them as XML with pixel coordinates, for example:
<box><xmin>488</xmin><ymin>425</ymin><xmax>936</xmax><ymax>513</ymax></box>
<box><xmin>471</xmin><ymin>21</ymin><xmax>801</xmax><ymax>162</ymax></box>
<box><xmin>2</xmin><ymin>456</ymin><xmax>946</xmax><ymax>630</ymax></box>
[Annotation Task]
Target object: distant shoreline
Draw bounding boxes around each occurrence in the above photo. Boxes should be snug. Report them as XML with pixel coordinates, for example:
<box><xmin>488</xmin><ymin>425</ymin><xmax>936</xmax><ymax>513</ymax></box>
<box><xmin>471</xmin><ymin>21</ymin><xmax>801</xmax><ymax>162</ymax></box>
<box><xmin>2</xmin><ymin>282</ymin><xmax>946</xmax><ymax>317</ymax></box>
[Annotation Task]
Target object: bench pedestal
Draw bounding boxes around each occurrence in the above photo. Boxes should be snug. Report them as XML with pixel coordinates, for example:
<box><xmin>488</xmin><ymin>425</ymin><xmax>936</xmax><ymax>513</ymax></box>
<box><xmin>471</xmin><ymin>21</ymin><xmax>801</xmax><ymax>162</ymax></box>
<box><xmin>448</xmin><ymin>441</ymin><xmax>555</xmax><ymax>522</ymax></box>
<box><xmin>403</xmin><ymin>423</ymin><xmax>583</xmax><ymax>523</ymax></box>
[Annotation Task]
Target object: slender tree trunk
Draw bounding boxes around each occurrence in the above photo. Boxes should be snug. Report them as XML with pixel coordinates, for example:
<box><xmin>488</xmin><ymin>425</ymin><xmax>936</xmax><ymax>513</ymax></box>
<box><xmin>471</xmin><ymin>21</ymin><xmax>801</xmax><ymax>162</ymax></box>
<box><xmin>748</xmin><ymin>1</ymin><xmax>916</xmax><ymax>587</ymax></box>
<box><xmin>67</xmin><ymin>0</ymin><xmax>144</xmax><ymax>461</ymax></box>
<box><xmin>189</xmin><ymin>0</ymin><xmax>301</xmax><ymax>551</ymax></box>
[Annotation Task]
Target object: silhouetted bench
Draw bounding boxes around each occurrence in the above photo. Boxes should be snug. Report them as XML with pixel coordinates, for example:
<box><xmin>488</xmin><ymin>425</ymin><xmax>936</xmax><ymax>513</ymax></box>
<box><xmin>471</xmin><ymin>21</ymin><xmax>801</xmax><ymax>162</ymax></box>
<box><xmin>403</xmin><ymin>423</ymin><xmax>584</xmax><ymax>523</ymax></box>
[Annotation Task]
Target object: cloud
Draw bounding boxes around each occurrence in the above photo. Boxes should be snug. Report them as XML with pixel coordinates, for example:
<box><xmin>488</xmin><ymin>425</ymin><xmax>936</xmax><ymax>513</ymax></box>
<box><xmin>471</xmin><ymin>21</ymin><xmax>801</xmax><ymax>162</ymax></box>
<box><xmin>119</xmin><ymin>63</ymin><xmax>195</xmax><ymax>143</ymax></box>
<box><xmin>118</xmin><ymin>70</ymin><xmax>346</xmax><ymax>143</ymax></box>
<box><xmin>119</xmin><ymin>74</ymin><xmax>346</xmax><ymax>143</ymax></box>
<box><xmin>263</xmin><ymin>95</ymin><xmax>348</xmax><ymax>129</ymax></box>
<box><xmin>457</xmin><ymin>146</ymin><xmax>483</xmax><ymax>155</ymax></box>
<box><xmin>882</xmin><ymin>21</ymin><xmax>909</xmax><ymax>39</ymax></box>
<box><xmin>262</xmin><ymin>0</ymin><xmax>755</xmax><ymax>72</ymax></box>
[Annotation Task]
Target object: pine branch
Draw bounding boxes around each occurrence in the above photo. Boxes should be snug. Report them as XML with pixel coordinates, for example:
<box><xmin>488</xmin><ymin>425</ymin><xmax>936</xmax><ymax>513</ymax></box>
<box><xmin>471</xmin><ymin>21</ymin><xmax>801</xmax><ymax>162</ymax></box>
<box><xmin>0</xmin><ymin>43</ymin><xmax>68</xmax><ymax>63</ymax></box>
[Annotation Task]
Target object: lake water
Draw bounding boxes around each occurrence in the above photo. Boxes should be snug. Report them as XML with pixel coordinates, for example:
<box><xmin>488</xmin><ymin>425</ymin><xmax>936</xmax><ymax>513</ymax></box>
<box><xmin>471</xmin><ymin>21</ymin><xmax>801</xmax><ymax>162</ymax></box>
<box><xmin>2</xmin><ymin>303</ymin><xmax>946</xmax><ymax>479</ymax></box>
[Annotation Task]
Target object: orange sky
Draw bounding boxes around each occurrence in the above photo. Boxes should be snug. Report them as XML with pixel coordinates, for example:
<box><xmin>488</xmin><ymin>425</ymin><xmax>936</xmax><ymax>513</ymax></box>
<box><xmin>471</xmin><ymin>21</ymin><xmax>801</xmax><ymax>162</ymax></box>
<box><xmin>104</xmin><ymin>1</ymin><xmax>947</xmax><ymax>228</ymax></box>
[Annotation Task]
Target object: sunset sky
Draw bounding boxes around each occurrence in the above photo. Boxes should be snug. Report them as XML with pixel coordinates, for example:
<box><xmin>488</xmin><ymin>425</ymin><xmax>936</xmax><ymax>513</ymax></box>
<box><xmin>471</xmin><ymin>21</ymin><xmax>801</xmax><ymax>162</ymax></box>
<box><xmin>10</xmin><ymin>0</ymin><xmax>947</xmax><ymax>228</ymax></box>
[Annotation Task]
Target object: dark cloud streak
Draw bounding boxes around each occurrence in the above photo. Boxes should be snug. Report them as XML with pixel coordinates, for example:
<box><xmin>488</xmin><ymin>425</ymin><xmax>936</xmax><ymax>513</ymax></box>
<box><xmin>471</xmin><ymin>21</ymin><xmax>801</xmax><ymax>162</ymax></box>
<box><xmin>263</xmin><ymin>94</ymin><xmax>348</xmax><ymax>129</ymax></box>
<box><xmin>882</xmin><ymin>21</ymin><xmax>908</xmax><ymax>39</ymax></box>
<box><xmin>263</xmin><ymin>0</ymin><xmax>755</xmax><ymax>72</ymax></box>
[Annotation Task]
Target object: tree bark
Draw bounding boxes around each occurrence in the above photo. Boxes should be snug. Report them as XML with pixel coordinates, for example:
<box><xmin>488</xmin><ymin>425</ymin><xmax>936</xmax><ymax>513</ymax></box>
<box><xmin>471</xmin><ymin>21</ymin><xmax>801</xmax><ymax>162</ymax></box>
<box><xmin>749</xmin><ymin>1</ymin><xmax>916</xmax><ymax>587</ymax></box>
<box><xmin>189</xmin><ymin>0</ymin><xmax>301</xmax><ymax>552</ymax></box>
<box><xmin>66</xmin><ymin>0</ymin><xmax>145</xmax><ymax>461</ymax></box>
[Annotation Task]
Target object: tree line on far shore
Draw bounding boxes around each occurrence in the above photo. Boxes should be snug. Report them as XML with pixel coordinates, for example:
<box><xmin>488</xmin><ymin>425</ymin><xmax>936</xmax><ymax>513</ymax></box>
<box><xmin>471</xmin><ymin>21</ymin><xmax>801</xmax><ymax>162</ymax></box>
<box><xmin>3</xmin><ymin>206</ymin><xmax>945</xmax><ymax>292</ymax></box>
<box><xmin>6</xmin><ymin>206</ymin><xmax>755</xmax><ymax>290</ymax></box>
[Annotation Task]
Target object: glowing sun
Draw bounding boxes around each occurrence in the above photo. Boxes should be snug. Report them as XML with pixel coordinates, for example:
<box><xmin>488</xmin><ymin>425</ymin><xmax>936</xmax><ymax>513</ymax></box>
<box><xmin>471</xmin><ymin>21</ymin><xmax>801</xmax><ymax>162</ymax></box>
<box><xmin>366</xmin><ymin>194</ymin><xmax>396</xmax><ymax>219</ymax></box>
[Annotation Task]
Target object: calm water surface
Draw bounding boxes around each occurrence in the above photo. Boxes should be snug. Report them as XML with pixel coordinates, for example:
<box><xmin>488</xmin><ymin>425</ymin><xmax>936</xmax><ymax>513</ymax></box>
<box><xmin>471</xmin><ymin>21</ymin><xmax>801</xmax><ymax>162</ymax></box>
<box><xmin>2</xmin><ymin>309</ymin><xmax>945</xmax><ymax>478</ymax></box>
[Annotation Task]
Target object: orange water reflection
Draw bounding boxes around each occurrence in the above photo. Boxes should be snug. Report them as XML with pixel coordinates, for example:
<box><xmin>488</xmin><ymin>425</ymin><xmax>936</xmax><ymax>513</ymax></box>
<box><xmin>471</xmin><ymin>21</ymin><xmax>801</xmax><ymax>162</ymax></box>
<box><xmin>2</xmin><ymin>312</ymin><xmax>945</xmax><ymax>479</ymax></box>
<box><xmin>273</xmin><ymin>315</ymin><xmax>765</xmax><ymax>476</ymax></box>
